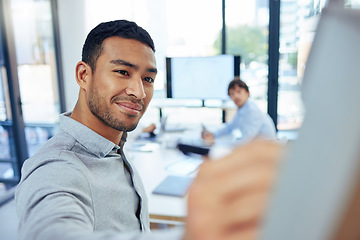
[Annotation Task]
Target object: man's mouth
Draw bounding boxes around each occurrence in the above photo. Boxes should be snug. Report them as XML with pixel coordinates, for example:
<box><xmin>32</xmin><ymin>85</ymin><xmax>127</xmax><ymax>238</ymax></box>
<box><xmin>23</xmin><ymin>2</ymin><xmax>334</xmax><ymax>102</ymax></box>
<box><xmin>115</xmin><ymin>101</ymin><xmax>144</xmax><ymax>116</ymax></box>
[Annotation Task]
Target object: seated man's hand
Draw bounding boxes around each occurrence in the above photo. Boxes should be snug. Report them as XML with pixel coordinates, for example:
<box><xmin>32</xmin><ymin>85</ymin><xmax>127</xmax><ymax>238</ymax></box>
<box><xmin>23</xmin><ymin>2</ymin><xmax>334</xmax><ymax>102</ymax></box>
<box><xmin>185</xmin><ymin>140</ymin><xmax>284</xmax><ymax>240</ymax></box>
<box><xmin>142</xmin><ymin>123</ymin><xmax>156</xmax><ymax>133</ymax></box>
<box><xmin>201</xmin><ymin>130</ymin><xmax>215</xmax><ymax>145</ymax></box>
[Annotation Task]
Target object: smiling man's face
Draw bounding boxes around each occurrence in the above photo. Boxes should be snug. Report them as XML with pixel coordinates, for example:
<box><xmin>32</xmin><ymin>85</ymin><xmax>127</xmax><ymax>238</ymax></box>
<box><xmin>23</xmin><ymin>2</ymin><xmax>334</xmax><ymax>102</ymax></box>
<box><xmin>87</xmin><ymin>36</ymin><xmax>157</xmax><ymax>132</ymax></box>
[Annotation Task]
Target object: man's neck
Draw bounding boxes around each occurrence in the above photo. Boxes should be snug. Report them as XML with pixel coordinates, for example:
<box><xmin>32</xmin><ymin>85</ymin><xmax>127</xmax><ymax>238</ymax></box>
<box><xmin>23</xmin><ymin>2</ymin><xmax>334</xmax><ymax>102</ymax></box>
<box><xmin>237</xmin><ymin>98</ymin><xmax>249</xmax><ymax>109</ymax></box>
<box><xmin>70</xmin><ymin>102</ymin><xmax>123</xmax><ymax>145</ymax></box>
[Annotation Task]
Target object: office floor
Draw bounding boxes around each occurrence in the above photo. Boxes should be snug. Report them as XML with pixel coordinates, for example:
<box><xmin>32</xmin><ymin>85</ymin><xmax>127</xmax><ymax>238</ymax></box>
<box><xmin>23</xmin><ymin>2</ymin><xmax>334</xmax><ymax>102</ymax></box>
<box><xmin>0</xmin><ymin>198</ymin><xmax>18</xmax><ymax>240</ymax></box>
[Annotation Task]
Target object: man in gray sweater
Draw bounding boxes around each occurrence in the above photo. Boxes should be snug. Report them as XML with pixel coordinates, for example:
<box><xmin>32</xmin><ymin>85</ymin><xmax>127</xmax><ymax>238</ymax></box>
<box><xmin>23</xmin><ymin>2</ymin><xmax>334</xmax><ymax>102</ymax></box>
<box><xmin>15</xmin><ymin>19</ymin><xmax>281</xmax><ymax>240</ymax></box>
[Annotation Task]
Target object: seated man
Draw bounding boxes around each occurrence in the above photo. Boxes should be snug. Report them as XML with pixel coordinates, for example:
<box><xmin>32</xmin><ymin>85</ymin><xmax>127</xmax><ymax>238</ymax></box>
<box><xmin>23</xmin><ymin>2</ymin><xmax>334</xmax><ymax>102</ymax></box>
<box><xmin>202</xmin><ymin>77</ymin><xmax>277</xmax><ymax>145</ymax></box>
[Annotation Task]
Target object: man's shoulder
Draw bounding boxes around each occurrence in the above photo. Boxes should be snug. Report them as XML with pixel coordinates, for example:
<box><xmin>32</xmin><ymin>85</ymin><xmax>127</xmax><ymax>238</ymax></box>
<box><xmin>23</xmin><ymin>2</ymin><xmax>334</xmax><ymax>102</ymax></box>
<box><xmin>245</xmin><ymin>100</ymin><xmax>267</xmax><ymax>115</ymax></box>
<box><xmin>238</xmin><ymin>100</ymin><xmax>260</xmax><ymax>115</ymax></box>
<box><xmin>34</xmin><ymin>130</ymin><xmax>77</xmax><ymax>157</ymax></box>
<box><xmin>21</xmin><ymin>131</ymin><xmax>83</xmax><ymax>177</ymax></box>
<box><xmin>15</xmin><ymin>132</ymin><xmax>92</xmax><ymax>211</ymax></box>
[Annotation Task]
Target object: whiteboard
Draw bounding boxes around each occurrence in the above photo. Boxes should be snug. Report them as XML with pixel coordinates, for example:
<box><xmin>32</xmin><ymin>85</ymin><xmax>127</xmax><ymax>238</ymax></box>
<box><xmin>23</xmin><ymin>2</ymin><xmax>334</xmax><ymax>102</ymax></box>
<box><xmin>168</xmin><ymin>55</ymin><xmax>237</xmax><ymax>100</ymax></box>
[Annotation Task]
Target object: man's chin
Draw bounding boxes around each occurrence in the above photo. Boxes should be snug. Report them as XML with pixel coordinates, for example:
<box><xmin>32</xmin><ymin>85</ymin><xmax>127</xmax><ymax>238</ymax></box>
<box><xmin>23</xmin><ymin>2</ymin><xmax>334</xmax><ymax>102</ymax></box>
<box><xmin>103</xmin><ymin>116</ymin><xmax>140</xmax><ymax>132</ymax></box>
<box><xmin>127</xmin><ymin>116</ymin><xmax>143</xmax><ymax>131</ymax></box>
<box><xmin>125</xmin><ymin>124</ymin><xmax>138</xmax><ymax>132</ymax></box>
<box><xmin>124</xmin><ymin>117</ymin><xmax>142</xmax><ymax>132</ymax></box>
<box><xmin>111</xmin><ymin>112</ymin><xmax>140</xmax><ymax>131</ymax></box>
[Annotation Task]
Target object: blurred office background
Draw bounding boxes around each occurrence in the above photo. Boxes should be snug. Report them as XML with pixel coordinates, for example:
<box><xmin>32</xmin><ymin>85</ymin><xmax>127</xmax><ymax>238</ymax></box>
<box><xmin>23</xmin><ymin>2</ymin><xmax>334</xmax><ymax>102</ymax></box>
<box><xmin>0</xmin><ymin>0</ymin><xmax>359</xmax><ymax>217</ymax></box>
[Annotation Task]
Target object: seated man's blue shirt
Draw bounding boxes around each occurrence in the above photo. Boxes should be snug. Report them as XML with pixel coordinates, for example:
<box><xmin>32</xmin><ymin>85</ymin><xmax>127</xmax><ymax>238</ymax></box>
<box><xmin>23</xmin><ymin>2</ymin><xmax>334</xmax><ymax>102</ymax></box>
<box><xmin>213</xmin><ymin>99</ymin><xmax>277</xmax><ymax>144</ymax></box>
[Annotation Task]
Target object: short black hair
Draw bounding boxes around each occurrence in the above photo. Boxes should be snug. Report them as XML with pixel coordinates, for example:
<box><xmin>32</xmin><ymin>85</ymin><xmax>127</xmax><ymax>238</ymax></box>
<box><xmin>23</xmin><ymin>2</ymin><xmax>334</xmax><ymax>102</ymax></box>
<box><xmin>227</xmin><ymin>76</ymin><xmax>249</xmax><ymax>95</ymax></box>
<box><xmin>81</xmin><ymin>19</ymin><xmax>155</xmax><ymax>71</ymax></box>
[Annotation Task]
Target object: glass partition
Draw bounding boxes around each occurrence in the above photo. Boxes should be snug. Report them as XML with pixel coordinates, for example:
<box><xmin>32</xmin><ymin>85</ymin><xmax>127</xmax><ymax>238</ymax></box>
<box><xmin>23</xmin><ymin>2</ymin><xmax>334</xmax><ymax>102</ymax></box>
<box><xmin>0</xmin><ymin>0</ymin><xmax>62</xmax><ymax>200</ymax></box>
<box><xmin>10</xmin><ymin>0</ymin><xmax>61</xmax><ymax>155</ymax></box>
<box><xmin>0</xmin><ymin>20</ymin><xmax>17</xmax><ymax>194</ymax></box>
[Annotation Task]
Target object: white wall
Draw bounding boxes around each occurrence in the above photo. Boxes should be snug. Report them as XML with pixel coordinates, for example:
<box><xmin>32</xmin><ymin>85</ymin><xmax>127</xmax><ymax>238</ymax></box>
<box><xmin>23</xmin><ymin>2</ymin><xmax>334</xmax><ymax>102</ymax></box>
<box><xmin>57</xmin><ymin>0</ymin><xmax>87</xmax><ymax>111</ymax></box>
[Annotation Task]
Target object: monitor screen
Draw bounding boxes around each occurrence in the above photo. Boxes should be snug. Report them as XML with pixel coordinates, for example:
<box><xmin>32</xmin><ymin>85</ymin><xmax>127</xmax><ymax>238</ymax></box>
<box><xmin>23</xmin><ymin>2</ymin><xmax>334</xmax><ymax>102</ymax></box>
<box><xmin>166</xmin><ymin>55</ymin><xmax>240</xmax><ymax>100</ymax></box>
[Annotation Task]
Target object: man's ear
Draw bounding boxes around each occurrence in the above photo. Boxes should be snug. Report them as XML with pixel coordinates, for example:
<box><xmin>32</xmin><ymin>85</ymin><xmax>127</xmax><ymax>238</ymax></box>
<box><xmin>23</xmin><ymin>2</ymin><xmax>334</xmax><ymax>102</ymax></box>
<box><xmin>75</xmin><ymin>61</ymin><xmax>92</xmax><ymax>90</ymax></box>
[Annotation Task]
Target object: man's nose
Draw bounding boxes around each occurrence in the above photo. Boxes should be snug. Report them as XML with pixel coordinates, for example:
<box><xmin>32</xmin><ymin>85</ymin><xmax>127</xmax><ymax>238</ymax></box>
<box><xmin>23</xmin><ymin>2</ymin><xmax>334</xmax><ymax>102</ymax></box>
<box><xmin>125</xmin><ymin>77</ymin><xmax>146</xmax><ymax>99</ymax></box>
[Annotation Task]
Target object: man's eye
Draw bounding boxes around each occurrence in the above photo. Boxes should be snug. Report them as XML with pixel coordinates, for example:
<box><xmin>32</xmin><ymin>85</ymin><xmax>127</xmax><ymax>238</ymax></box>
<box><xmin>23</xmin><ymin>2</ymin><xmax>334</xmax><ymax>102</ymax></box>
<box><xmin>116</xmin><ymin>70</ymin><xmax>129</xmax><ymax>76</ymax></box>
<box><xmin>144</xmin><ymin>77</ymin><xmax>155</xmax><ymax>83</ymax></box>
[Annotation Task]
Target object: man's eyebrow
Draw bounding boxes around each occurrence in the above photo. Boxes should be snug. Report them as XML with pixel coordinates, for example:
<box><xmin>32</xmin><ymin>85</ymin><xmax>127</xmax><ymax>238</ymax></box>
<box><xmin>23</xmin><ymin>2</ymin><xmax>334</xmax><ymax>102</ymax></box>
<box><xmin>110</xmin><ymin>59</ymin><xmax>157</xmax><ymax>74</ymax></box>
<box><xmin>148</xmin><ymin>67</ymin><xmax>158</xmax><ymax>74</ymax></box>
<box><xmin>110</xmin><ymin>59</ymin><xmax>137</xmax><ymax>69</ymax></box>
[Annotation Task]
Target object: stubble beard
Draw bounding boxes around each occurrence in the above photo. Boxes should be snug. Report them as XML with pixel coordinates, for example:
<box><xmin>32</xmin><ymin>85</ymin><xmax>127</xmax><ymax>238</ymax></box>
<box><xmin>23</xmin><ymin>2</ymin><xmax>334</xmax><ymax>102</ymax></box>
<box><xmin>88</xmin><ymin>89</ymin><xmax>142</xmax><ymax>132</ymax></box>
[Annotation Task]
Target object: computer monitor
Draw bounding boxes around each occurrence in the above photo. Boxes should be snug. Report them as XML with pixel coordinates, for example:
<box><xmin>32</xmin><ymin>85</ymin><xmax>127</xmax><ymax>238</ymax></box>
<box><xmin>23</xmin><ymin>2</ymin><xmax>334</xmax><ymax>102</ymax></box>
<box><xmin>166</xmin><ymin>55</ymin><xmax>241</xmax><ymax>100</ymax></box>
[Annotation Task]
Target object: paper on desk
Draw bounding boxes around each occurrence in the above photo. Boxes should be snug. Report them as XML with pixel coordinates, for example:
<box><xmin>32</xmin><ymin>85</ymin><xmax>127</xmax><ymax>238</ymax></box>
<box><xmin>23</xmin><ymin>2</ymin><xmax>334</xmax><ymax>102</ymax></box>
<box><xmin>127</xmin><ymin>142</ymin><xmax>159</xmax><ymax>152</ymax></box>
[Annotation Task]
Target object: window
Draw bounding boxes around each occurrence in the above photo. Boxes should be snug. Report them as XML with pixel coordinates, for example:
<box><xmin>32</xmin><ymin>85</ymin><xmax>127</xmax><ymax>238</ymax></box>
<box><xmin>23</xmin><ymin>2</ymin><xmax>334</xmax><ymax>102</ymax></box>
<box><xmin>225</xmin><ymin>0</ymin><xmax>269</xmax><ymax>113</ymax></box>
<box><xmin>277</xmin><ymin>0</ymin><xmax>331</xmax><ymax>132</ymax></box>
<box><xmin>0</xmin><ymin>0</ymin><xmax>63</xmax><ymax>201</ymax></box>
<box><xmin>277</xmin><ymin>0</ymin><xmax>306</xmax><ymax>131</ymax></box>
<box><xmin>10</xmin><ymin>0</ymin><xmax>62</xmax><ymax>155</ymax></box>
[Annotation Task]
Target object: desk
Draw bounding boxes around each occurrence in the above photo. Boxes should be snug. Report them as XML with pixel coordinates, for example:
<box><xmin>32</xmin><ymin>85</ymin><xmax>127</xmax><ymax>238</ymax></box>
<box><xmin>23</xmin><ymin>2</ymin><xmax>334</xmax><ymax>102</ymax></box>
<box><xmin>125</xmin><ymin>125</ymin><xmax>235</xmax><ymax>225</ymax></box>
<box><xmin>124</xmin><ymin>130</ymin><xmax>201</xmax><ymax>225</ymax></box>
